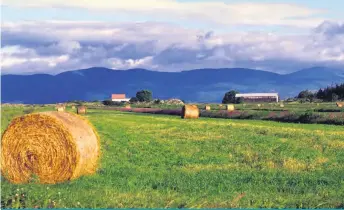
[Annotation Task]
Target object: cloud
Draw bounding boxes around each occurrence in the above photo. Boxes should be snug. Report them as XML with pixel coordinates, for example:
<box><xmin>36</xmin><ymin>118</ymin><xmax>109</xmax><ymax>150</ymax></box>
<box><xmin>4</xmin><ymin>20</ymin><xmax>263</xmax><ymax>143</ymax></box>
<box><xmin>3</xmin><ymin>0</ymin><xmax>327</xmax><ymax>27</ymax></box>
<box><xmin>315</xmin><ymin>21</ymin><xmax>344</xmax><ymax>36</ymax></box>
<box><xmin>1</xmin><ymin>21</ymin><xmax>344</xmax><ymax>75</ymax></box>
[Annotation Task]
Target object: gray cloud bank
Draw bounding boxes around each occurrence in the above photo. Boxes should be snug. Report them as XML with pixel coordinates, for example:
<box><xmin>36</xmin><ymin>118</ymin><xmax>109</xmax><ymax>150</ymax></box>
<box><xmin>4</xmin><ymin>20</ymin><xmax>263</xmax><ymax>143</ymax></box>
<box><xmin>1</xmin><ymin>21</ymin><xmax>344</xmax><ymax>75</ymax></box>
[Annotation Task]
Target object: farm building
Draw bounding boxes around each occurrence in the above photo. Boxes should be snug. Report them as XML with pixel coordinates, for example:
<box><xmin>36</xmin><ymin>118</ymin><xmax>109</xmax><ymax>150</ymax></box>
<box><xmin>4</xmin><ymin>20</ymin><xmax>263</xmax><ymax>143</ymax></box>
<box><xmin>235</xmin><ymin>93</ymin><xmax>279</xmax><ymax>103</ymax></box>
<box><xmin>111</xmin><ymin>94</ymin><xmax>130</xmax><ymax>102</ymax></box>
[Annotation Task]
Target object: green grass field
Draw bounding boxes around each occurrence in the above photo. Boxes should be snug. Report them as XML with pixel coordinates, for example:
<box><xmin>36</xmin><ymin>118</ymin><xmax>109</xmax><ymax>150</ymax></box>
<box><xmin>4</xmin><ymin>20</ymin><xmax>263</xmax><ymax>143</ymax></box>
<box><xmin>1</xmin><ymin>107</ymin><xmax>344</xmax><ymax>208</ymax></box>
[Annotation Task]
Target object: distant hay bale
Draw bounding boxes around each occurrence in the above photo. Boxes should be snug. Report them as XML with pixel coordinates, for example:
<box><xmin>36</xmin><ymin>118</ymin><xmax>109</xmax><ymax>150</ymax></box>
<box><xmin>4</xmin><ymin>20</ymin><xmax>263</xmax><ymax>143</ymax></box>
<box><xmin>226</xmin><ymin>104</ymin><xmax>235</xmax><ymax>111</ymax></box>
<box><xmin>125</xmin><ymin>104</ymin><xmax>131</xmax><ymax>108</ymax></box>
<box><xmin>257</xmin><ymin>104</ymin><xmax>261</xmax><ymax>107</ymax></box>
<box><xmin>337</xmin><ymin>102</ymin><xmax>344</xmax><ymax>108</ymax></box>
<box><xmin>181</xmin><ymin>105</ymin><xmax>199</xmax><ymax>119</ymax></box>
<box><xmin>205</xmin><ymin>105</ymin><xmax>211</xmax><ymax>111</ymax></box>
<box><xmin>1</xmin><ymin>111</ymin><xmax>100</xmax><ymax>184</ymax></box>
<box><xmin>280</xmin><ymin>104</ymin><xmax>285</xmax><ymax>108</ymax></box>
<box><xmin>56</xmin><ymin>104</ymin><xmax>65</xmax><ymax>112</ymax></box>
<box><xmin>77</xmin><ymin>106</ymin><xmax>87</xmax><ymax>114</ymax></box>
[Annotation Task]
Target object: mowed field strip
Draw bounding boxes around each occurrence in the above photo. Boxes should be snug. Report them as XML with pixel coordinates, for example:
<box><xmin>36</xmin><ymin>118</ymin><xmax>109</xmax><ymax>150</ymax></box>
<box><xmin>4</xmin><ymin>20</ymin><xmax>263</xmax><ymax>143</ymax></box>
<box><xmin>1</xmin><ymin>107</ymin><xmax>344</xmax><ymax>208</ymax></box>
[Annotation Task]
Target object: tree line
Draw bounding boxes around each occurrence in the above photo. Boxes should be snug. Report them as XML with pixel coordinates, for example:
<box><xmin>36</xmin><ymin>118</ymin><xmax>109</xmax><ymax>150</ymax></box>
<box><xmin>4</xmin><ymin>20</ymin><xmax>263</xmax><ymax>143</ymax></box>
<box><xmin>297</xmin><ymin>83</ymin><xmax>344</xmax><ymax>102</ymax></box>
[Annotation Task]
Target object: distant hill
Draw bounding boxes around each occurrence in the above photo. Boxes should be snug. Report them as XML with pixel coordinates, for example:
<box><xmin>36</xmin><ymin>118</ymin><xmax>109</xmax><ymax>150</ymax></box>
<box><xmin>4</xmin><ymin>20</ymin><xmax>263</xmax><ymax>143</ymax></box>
<box><xmin>2</xmin><ymin>67</ymin><xmax>343</xmax><ymax>104</ymax></box>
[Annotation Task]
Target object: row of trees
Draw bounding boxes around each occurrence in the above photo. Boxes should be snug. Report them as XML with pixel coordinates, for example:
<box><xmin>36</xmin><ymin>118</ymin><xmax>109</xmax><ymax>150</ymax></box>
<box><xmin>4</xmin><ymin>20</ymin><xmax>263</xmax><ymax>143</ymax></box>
<box><xmin>297</xmin><ymin>83</ymin><xmax>344</xmax><ymax>102</ymax></box>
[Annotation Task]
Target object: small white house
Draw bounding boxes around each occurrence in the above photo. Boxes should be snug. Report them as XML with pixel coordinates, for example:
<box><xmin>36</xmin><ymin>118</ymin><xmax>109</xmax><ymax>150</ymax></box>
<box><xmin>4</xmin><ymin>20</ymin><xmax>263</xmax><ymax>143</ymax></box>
<box><xmin>111</xmin><ymin>94</ymin><xmax>130</xmax><ymax>102</ymax></box>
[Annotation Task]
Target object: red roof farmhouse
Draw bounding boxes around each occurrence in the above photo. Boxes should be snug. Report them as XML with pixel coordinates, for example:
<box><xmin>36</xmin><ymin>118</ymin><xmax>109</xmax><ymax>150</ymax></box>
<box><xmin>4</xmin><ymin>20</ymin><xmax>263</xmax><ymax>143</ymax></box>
<box><xmin>111</xmin><ymin>94</ymin><xmax>130</xmax><ymax>102</ymax></box>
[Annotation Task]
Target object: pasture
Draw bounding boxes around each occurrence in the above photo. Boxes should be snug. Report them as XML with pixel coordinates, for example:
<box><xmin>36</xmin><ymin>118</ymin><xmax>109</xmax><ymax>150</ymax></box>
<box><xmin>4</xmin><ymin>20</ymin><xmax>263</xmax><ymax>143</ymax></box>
<box><xmin>1</xmin><ymin>106</ymin><xmax>344</xmax><ymax>208</ymax></box>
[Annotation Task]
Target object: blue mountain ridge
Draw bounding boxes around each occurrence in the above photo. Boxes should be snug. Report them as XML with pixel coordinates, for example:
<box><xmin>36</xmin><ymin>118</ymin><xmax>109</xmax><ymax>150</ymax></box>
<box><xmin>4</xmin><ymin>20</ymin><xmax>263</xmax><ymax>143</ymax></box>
<box><xmin>2</xmin><ymin>67</ymin><xmax>343</xmax><ymax>103</ymax></box>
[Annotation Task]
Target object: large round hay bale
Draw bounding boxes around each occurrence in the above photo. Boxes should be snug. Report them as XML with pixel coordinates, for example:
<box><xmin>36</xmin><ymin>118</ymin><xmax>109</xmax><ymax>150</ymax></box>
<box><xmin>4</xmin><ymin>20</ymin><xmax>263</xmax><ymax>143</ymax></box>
<box><xmin>336</xmin><ymin>102</ymin><xmax>343</xmax><ymax>108</ymax></box>
<box><xmin>56</xmin><ymin>104</ymin><xmax>65</xmax><ymax>112</ymax></box>
<box><xmin>181</xmin><ymin>105</ymin><xmax>199</xmax><ymax>119</ymax></box>
<box><xmin>226</xmin><ymin>104</ymin><xmax>235</xmax><ymax>111</ymax></box>
<box><xmin>1</xmin><ymin>111</ymin><xmax>100</xmax><ymax>184</ymax></box>
<box><xmin>77</xmin><ymin>106</ymin><xmax>87</xmax><ymax>114</ymax></box>
<box><xmin>205</xmin><ymin>105</ymin><xmax>211</xmax><ymax>111</ymax></box>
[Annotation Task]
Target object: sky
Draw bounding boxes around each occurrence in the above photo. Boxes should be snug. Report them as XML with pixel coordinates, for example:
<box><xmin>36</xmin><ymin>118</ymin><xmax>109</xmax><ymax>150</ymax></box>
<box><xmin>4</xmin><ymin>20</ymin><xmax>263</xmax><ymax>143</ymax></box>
<box><xmin>1</xmin><ymin>0</ymin><xmax>344</xmax><ymax>75</ymax></box>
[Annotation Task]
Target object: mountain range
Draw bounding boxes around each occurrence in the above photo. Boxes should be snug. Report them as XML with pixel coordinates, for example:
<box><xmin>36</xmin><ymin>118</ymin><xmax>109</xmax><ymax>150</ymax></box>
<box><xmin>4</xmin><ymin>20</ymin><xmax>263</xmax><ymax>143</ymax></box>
<box><xmin>1</xmin><ymin>67</ymin><xmax>344</xmax><ymax>104</ymax></box>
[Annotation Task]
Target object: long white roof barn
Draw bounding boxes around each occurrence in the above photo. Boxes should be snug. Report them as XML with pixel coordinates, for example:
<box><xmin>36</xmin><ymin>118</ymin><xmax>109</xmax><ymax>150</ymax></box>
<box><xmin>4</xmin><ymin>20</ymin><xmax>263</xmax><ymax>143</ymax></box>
<box><xmin>235</xmin><ymin>93</ymin><xmax>279</xmax><ymax>102</ymax></box>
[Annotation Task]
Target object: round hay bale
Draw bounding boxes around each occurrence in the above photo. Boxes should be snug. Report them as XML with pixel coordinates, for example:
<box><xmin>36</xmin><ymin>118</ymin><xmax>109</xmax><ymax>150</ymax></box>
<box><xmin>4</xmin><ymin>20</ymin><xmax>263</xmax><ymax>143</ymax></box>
<box><xmin>56</xmin><ymin>107</ymin><xmax>65</xmax><ymax>112</ymax></box>
<box><xmin>56</xmin><ymin>104</ymin><xmax>65</xmax><ymax>112</ymax></box>
<box><xmin>205</xmin><ymin>105</ymin><xmax>211</xmax><ymax>111</ymax></box>
<box><xmin>77</xmin><ymin>106</ymin><xmax>87</xmax><ymax>114</ymax></box>
<box><xmin>181</xmin><ymin>105</ymin><xmax>199</xmax><ymax>119</ymax></box>
<box><xmin>226</xmin><ymin>104</ymin><xmax>235</xmax><ymax>111</ymax></box>
<box><xmin>1</xmin><ymin>111</ymin><xmax>100</xmax><ymax>184</ymax></box>
<box><xmin>125</xmin><ymin>104</ymin><xmax>131</xmax><ymax>109</ymax></box>
<box><xmin>336</xmin><ymin>102</ymin><xmax>343</xmax><ymax>108</ymax></box>
<box><xmin>257</xmin><ymin>104</ymin><xmax>261</xmax><ymax>107</ymax></box>
<box><xmin>280</xmin><ymin>104</ymin><xmax>285</xmax><ymax>108</ymax></box>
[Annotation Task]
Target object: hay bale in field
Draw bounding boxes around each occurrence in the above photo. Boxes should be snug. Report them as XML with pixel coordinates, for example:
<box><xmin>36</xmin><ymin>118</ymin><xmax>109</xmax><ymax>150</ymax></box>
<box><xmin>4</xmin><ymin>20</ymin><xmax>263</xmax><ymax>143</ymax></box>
<box><xmin>77</xmin><ymin>106</ymin><xmax>87</xmax><ymax>114</ymax></box>
<box><xmin>56</xmin><ymin>104</ymin><xmax>65</xmax><ymax>112</ymax></box>
<box><xmin>125</xmin><ymin>104</ymin><xmax>131</xmax><ymax>109</ymax></box>
<box><xmin>205</xmin><ymin>105</ymin><xmax>211</xmax><ymax>111</ymax></box>
<box><xmin>226</xmin><ymin>104</ymin><xmax>235</xmax><ymax>111</ymax></box>
<box><xmin>1</xmin><ymin>111</ymin><xmax>100</xmax><ymax>184</ymax></box>
<box><xmin>181</xmin><ymin>105</ymin><xmax>199</xmax><ymax>119</ymax></box>
<box><xmin>280</xmin><ymin>104</ymin><xmax>285</xmax><ymax>108</ymax></box>
<box><xmin>257</xmin><ymin>104</ymin><xmax>261</xmax><ymax>107</ymax></box>
<box><xmin>336</xmin><ymin>102</ymin><xmax>344</xmax><ymax>108</ymax></box>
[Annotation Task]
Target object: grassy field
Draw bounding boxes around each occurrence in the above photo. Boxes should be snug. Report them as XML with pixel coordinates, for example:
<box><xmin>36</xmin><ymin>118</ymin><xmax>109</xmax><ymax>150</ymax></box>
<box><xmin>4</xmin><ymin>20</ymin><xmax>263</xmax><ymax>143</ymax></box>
<box><xmin>1</xmin><ymin>107</ymin><xmax>344</xmax><ymax>208</ymax></box>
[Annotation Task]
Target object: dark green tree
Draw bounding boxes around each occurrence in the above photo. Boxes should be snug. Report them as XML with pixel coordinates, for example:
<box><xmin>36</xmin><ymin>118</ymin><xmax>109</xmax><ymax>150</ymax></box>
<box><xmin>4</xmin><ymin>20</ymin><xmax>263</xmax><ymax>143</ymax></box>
<box><xmin>297</xmin><ymin>90</ymin><xmax>314</xmax><ymax>99</ymax></box>
<box><xmin>222</xmin><ymin>90</ymin><xmax>239</xmax><ymax>104</ymax></box>
<box><xmin>129</xmin><ymin>97</ymin><xmax>139</xmax><ymax>103</ymax></box>
<box><xmin>136</xmin><ymin>90</ymin><xmax>152</xmax><ymax>102</ymax></box>
<box><xmin>332</xmin><ymin>93</ymin><xmax>339</xmax><ymax>102</ymax></box>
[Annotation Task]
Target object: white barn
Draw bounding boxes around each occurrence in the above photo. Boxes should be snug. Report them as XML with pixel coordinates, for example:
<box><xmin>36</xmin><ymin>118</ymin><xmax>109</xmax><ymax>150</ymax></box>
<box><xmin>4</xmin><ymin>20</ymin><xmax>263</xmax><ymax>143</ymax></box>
<box><xmin>235</xmin><ymin>93</ymin><xmax>279</xmax><ymax>103</ymax></box>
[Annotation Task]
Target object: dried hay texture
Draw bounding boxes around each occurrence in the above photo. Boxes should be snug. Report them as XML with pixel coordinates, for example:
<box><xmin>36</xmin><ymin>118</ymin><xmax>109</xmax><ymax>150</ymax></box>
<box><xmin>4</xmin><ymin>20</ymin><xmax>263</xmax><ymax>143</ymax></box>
<box><xmin>56</xmin><ymin>104</ymin><xmax>65</xmax><ymax>112</ymax></box>
<box><xmin>257</xmin><ymin>104</ymin><xmax>261</xmax><ymax>107</ymax></box>
<box><xmin>336</xmin><ymin>102</ymin><xmax>344</xmax><ymax>108</ymax></box>
<box><xmin>205</xmin><ymin>105</ymin><xmax>211</xmax><ymax>111</ymax></box>
<box><xmin>182</xmin><ymin>105</ymin><xmax>200</xmax><ymax>119</ymax></box>
<box><xmin>226</xmin><ymin>104</ymin><xmax>235</xmax><ymax>111</ymax></box>
<box><xmin>1</xmin><ymin>111</ymin><xmax>100</xmax><ymax>184</ymax></box>
<box><xmin>77</xmin><ymin>106</ymin><xmax>87</xmax><ymax>114</ymax></box>
<box><xmin>125</xmin><ymin>104</ymin><xmax>131</xmax><ymax>108</ymax></box>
